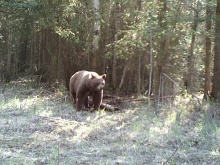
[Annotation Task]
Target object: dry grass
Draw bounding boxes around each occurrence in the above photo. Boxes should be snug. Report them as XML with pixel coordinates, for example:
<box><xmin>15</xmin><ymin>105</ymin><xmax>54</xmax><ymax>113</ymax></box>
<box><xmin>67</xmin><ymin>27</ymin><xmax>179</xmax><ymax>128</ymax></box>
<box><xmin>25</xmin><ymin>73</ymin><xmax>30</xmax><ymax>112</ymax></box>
<box><xmin>0</xmin><ymin>80</ymin><xmax>220</xmax><ymax>165</ymax></box>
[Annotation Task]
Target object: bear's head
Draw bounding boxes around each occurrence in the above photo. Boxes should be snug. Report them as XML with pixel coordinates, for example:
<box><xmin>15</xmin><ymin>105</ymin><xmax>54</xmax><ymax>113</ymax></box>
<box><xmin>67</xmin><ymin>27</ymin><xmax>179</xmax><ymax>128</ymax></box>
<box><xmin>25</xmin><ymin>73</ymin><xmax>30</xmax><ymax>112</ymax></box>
<box><xmin>89</xmin><ymin>74</ymin><xmax>106</xmax><ymax>91</ymax></box>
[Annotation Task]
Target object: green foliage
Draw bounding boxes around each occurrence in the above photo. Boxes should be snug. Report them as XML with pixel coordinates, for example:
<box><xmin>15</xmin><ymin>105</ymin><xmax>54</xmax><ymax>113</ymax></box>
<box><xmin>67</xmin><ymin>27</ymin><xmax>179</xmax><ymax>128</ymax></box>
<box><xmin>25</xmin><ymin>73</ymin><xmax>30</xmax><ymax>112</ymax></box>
<box><xmin>0</xmin><ymin>0</ymin><xmax>218</xmax><ymax>94</ymax></box>
<box><xmin>0</xmin><ymin>0</ymin><xmax>82</xmax><ymax>38</ymax></box>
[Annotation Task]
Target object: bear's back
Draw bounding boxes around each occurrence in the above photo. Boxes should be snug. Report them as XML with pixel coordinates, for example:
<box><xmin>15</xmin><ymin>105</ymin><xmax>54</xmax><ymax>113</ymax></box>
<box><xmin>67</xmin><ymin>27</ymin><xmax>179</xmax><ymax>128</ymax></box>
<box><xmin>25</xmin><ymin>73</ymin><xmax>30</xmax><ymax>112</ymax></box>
<box><xmin>70</xmin><ymin>71</ymin><xmax>88</xmax><ymax>91</ymax></box>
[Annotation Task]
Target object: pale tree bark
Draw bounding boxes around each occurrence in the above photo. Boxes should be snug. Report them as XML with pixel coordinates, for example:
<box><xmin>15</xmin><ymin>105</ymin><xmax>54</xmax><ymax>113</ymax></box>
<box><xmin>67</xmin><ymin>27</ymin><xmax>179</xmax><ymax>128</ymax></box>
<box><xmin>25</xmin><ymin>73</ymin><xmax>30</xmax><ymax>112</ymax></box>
<box><xmin>211</xmin><ymin>0</ymin><xmax>220</xmax><ymax>100</ymax></box>
<box><xmin>204</xmin><ymin>0</ymin><xmax>212</xmax><ymax>99</ymax></box>
<box><xmin>118</xmin><ymin>66</ymin><xmax>127</xmax><ymax>90</ymax></box>
<box><xmin>91</xmin><ymin>0</ymin><xmax>100</xmax><ymax>71</ymax></box>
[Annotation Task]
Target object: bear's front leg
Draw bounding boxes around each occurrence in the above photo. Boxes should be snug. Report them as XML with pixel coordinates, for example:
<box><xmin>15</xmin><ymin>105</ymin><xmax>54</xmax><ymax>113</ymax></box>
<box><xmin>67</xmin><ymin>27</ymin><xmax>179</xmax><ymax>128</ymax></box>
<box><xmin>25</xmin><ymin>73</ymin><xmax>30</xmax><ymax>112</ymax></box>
<box><xmin>84</xmin><ymin>96</ymin><xmax>90</xmax><ymax>108</ymax></box>
<box><xmin>92</xmin><ymin>91</ymin><xmax>103</xmax><ymax>110</ymax></box>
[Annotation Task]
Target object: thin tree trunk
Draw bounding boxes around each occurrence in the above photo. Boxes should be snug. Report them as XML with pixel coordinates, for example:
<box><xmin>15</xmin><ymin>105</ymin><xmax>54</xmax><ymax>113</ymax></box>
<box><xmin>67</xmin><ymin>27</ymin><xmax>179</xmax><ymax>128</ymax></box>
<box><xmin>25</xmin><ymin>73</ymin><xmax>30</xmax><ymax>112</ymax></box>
<box><xmin>119</xmin><ymin>66</ymin><xmax>127</xmax><ymax>89</ymax></box>
<box><xmin>91</xmin><ymin>0</ymin><xmax>100</xmax><ymax>71</ymax></box>
<box><xmin>148</xmin><ymin>29</ymin><xmax>153</xmax><ymax>108</ymax></box>
<box><xmin>30</xmin><ymin>24</ymin><xmax>35</xmax><ymax>73</ymax></box>
<box><xmin>187</xmin><ymin>1</ymin><xmax>199</xmax><ymax>93</ymax></box>
<box><xmin>137</xmin><ymin>0</ymin><xmax>142</xmax><ymax>94</ymax></box>
<box><xmin>112</xmin><ymin>2</ymin><xmax>119</xmax><ymax>91</ymax></box>
<box><xmin>137</xmin><ymin>56</ymin><xmax>141</xmax><ymax>94</ymax></box>
<box><xmin>155</xmin><ymin>0</ymin><xmax>167</xmax><ymax>98</ymax></box>
<box><xmin>56</xmin><ymin>34</ymin><xmax>60</xmax><ymax>80</ymax></box>
<box><xmin>19</xmin><ymin>17</ymin><xmax>29</xmax><ymax>72</ymax></box>
<box><xmin>5</xmin><ymin>30</ymin><xmax>12</xmax><ymax>82</ymax></box>
<box><xmin>204</xmin><ymin>0</ymin><xmax>212</xmax><ymax>99</ymax></box>
<box><xmin>211</xmin><ymin>0</ymin><xmax>220</xmax><ymax>100</ymax></box>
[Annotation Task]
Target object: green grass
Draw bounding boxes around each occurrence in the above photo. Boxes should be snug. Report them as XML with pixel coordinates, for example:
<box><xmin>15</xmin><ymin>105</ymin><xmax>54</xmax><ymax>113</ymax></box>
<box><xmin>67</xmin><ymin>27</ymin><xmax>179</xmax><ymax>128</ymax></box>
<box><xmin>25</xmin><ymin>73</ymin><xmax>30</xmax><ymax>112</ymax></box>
<box><xmin>0</xmin><ymin>81</ymin><xmax>219</xmax><ymax>164</ymax></box>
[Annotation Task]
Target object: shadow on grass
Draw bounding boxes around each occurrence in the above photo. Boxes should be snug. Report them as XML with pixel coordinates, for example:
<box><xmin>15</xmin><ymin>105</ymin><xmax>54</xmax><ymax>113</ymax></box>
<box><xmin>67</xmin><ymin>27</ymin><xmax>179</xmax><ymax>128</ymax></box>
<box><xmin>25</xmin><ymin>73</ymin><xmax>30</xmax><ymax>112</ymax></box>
<box><xmin>0</xmin><ymin>81</ymin><xmax>220</xmax><ymax>164</ymax></box>
<box><xmin>162</xmin><ymin>100</ymin><xmax>220</xmax><ymax>165</ymax></box>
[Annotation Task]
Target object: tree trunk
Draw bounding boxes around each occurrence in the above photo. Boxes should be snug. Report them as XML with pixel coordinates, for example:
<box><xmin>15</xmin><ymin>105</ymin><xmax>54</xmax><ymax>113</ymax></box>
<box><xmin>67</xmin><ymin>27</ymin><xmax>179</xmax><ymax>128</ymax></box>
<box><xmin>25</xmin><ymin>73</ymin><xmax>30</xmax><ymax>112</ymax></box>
<box><xmin>137</xmin><ymin>0</ymin><xmax>142</xmax><ymax>94</ymax></box>
<box><xmin>137</xmin><ymin>55</ymin><xmax>141</xmax><ymax>94</ymax></box>
<box><xmin>187</xmin><ymin>1</ymin><xmax>199</xmax><ymax>93</ymax></box>
<box><xmin>119</xmin><ymin>66</ymin><xmax>127</xmax><ymax>90</ymax></box>
<box><xmin>155</xmin><ymin>0</ymin><xmax>167</xmax><ymax>98</ymax></box>
<box><xmin>148</xmin><ymin>29</ymin><xmax>153</xmax><ymax>108</ymax></box>
<box><xmin>112</xmin><ymin>2</ymin><xmax>119</xmax><ymax>91</ymax></box>
<box><xmin>91</xmin><ymin>0</ymin><xmax>100</xmax><ymax>71</ymax></box>
<box><xmin>211</xmin><ymin>0</ymin><xmax>220</xmax><ymax>100</ymax></box>
<box><xmin>19</xmin><ymin>18</ymin><xmax>29</xmax><ymax>73</ymax></box>
<box><xmin>5</xmin><ymin>30</ymin><xmax>12</xmax><ymax>82</ymax></box>
<box><xmin>204</xmin><ymin>0</ymin><xmax>212</xmax><ymax>99</ymax></box>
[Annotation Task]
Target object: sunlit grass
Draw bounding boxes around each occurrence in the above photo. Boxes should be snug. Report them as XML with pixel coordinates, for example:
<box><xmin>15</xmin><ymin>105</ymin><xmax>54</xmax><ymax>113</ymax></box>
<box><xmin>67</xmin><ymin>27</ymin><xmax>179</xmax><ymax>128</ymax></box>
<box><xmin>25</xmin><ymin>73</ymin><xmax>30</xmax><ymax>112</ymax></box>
<box><xmin>0</xmin><ymin>82</ymin><xmax>219</xmax><ymax>164</ymax></box>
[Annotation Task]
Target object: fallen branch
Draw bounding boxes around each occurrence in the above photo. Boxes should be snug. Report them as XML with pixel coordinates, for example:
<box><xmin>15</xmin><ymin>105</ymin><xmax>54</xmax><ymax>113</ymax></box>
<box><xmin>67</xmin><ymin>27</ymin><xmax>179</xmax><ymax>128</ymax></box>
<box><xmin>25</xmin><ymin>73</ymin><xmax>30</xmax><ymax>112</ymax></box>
<box><xmin>126</xmin><ymin>95</ymin><xmax>177</xmax><ymax>103</ymax></box>
<box><xmin>162</xmin><ymin>148</ymin><xmax>178</xmax><ymax>165</ymax></box>
<box><xmin>88</xmin><ymin>99</ymin><xmax>120</xmax><ymax>111</ymax></box>
<box><xmin>100</xmin><ymin>102</ymin><xmax>120</xmax><ymax>111</ymax></box>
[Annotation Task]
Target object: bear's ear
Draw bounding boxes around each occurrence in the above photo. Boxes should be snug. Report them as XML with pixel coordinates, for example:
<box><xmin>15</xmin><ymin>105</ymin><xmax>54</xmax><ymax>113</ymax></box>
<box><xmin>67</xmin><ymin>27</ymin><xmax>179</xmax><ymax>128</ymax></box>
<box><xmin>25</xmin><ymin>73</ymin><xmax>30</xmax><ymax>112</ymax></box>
<box><xmin>102</xmin><ymin>74</ymin><xmax>106</xmax><ymax>79</ymax></box>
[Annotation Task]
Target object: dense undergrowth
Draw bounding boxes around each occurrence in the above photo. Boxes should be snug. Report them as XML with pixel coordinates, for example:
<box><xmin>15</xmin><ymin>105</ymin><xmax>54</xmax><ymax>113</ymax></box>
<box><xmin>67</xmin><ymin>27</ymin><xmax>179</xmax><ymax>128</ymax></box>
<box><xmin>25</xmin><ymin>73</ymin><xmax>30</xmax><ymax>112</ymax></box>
<box><xmin>0</xmin><ymin>79</ymin><xmax>219</xmax><ymax>165</ymax></box>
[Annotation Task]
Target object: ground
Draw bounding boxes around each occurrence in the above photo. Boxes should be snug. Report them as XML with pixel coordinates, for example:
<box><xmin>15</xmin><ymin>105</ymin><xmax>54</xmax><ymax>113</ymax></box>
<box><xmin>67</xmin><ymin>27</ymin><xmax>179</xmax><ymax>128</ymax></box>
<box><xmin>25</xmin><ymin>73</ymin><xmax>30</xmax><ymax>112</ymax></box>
<box><xmin>0</xmin><ymin>79</ymin><xmax>220</xmax><ymax>165</ymax></box>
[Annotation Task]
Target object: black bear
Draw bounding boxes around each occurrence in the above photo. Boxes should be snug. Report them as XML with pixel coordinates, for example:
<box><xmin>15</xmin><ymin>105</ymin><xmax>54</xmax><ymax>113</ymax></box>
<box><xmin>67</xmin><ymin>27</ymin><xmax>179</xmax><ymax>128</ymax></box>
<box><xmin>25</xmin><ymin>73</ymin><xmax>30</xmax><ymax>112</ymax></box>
<box><xmin>69</xmin><ymin>70</ymin><xmax>106</xmax><ymax>110</ymax></box>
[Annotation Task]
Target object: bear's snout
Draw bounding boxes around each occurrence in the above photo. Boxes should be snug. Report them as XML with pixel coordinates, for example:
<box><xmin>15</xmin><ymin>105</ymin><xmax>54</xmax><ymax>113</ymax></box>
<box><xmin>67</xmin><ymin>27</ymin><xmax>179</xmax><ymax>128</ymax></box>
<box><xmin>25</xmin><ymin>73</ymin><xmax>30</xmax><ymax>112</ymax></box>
<box><xmin>96</xmin><ymin>83</ymin><xmax>105</xmax><ymax>90</ymax></box>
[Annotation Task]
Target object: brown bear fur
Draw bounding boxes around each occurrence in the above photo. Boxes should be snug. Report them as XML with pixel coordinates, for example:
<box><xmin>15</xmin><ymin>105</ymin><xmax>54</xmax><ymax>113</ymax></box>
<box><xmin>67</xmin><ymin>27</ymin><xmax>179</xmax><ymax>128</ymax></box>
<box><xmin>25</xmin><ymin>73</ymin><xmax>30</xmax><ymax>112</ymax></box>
<box><xmin>69</xmin><ymin>70</ymin><xmax>106</xmax><ymax>111</ymax></box>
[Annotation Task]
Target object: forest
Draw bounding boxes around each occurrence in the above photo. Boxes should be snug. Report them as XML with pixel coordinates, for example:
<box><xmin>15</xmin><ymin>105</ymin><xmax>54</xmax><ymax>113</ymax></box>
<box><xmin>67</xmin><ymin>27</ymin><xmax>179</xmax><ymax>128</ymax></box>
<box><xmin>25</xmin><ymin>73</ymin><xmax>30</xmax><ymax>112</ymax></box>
<box><xmin>0</xmin><ymin>0</ymin><xmax>220</xmax><ymax>164</ymax></box>
<box><xmin>0</xmin><ymin>0</ymin><xmax>220</xmax><ymax>99</ymax></box>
